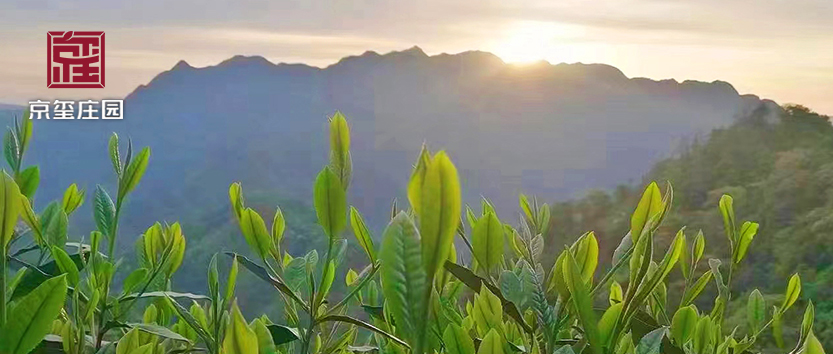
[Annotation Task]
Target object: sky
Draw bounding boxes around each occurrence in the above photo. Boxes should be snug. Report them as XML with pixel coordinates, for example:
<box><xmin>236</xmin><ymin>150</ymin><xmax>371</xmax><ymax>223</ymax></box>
<box><xmin>1</xmin><ymin>0</ymin><xmax>831</xmax><ymax>114</ymax></box>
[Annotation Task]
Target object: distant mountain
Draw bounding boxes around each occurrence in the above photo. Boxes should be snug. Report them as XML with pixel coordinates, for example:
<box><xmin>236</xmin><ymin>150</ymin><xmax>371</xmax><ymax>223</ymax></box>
<box><xmin>2</xmin><ymin>46</ymin><xmax>781</xmax><ymax>245</ymax></box>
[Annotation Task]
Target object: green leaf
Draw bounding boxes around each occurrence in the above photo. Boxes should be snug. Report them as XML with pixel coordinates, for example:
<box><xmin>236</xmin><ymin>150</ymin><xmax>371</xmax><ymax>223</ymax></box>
<box><xmin>119</xmin><ymin>146</ymin><xmax>150</xmax><ymax>200</ymax></box>
<box><xmin>718</xmin><ymin>194</ymin><xmax>736</xmax><ymax>243</ymax></box>
<box><xmin>477</xmin><ymin>329</ymin><xmax>503</xmax><ymax>354</ymax></box>
<box><xmin>239</xmin><ymin>208</ymin><xmax>273</xmax><ymax>259</ymax></box>
<box><xmin>266</xmin><ymin>324</ymin><xmax>300</xmax><ymax>346</ymax></box>
<box><xmin>229</xmin><ymin>182</ymin><xmax>245</xmax><ymax>220</ymax></box>
<box><xmin>166</xmin><ymin>296</ymin><xmax>214</xmax><ymax>348</ymax></box>
<box><xmin>443</xmin><ymin>323</ymin><xmax>475</xmax><ymax>354</ymax></box>
<box><xmin>16</xmin><ymin>166</ymin><xmax>39</xmax><ymax>199</ymax></box>
<box><xmin>574</xmin><ymin>232</ymin><xmax>599</xmax><ymax>283</ymax></box>
<box><xmin>802</xmin><ymin>331</ymin><xmax>825</xmax><ymax>354</ymax></box>
<box><xmin>117</xmin><ymin>328</ymin><xmax>141</xmax><ymax>354</ymax></box>
<box><xmin>692</xmin><ymin>230</ymin><xmax>705</xmax><ymax>264</ymax></box>
<box><xmin>328</xmin><ymin>111</ymin><xmax>352</xmax><ymax>189</ymax></box>
<box><xmin>519</xmin><ymin>194</ymin><xmax>533</xmax><ymax>227</ymax></box>
<box><xmin>50</xmin><ymin>246</ymin><xmax>79</xmax><ymax>286</ymax></box>
<box><xmin>563</xmin><ymin>250</ymin><xmax>602</xmax><ymax>354</ymax></box>
<box><xmin>122</xmin><ymin>268</ymin><xmax>148</xmax><ymax>295</ymax></box>
<box><xmin>472</xmin><ymin>286</ymin><xmax>503</xmax><ymax>336</ymax></box>
<box><xmin>350</xmin><ymin>207</ymin><xmax>376</xmax><ymax>263</ymax></box>
<box><xmin>0</xmin><ymin>171</ymin><xmax>21</xmax><ymax>247</ymax></box>
<box><xmin>93</xmin><ymin>185</ymin><xmax>116</xmax><ymax>238</ymax></box>
<box><xmin>317</xmin><ymin>315</ymin><xmax>409</xmax><ymax>349</ymax></box>
<box><xmin>4</xmin><ymin>129</ymin><xmax>20</xmax><ymax>171</ymax></box>
<box><xmin>408</xmin><ymin>145</ymin><xmax>431</xmax><ymax>216</ymax></box>
<box><xmin>801</xmin><ymin>301</ymin><xmax>815</xmax><ymax>344</ymax></box>
<box><xmin>681</xmin><ymin>270</ymin><xmax>713</xmax><ymax>307</ymax></box>
<box><xmin>781</xmin><ymin>273</ymin><xmax>801</xmax><ymax>312</ymax></box>
<box><xmin>109</xmin><ymin>133</ymin><xmax>122</xmax><ymax>175</ymax></box>
<box><xmin>443</xmin><ymin>262</ymin><xmax>532</xmax><ymax>334</ymax></box>
<box><xmin>226</xmin><ymin>255</ymin><xmax>240</xmax><ymax>304</ymax></box>
<box><xmin>120</xmin><ymin>291</ymin><xmax>210</xmax><ymax>302</ymax></box>
<box><xmin>130</xmin><ymin>323</ymin><xmax>190</xmax><ymax>342</ymax></box>
<box><xmin>314</xmin><ymin>167</ymin><xmax>347</xmax><ymax>239</ymax></box>
<box><xmin>630</xmin><ymin>182</ymin><xmax>662</xmax><ymax>242</ymax></box>
<box><xmin>315</xmin><ymin>260</ymin><xmax>336</xmax><ymax>307</ymax></box>
<box><xmin>670</xmin><ymin>305</ymin><xmax>697</xmax><ymax>346</ymax></box>
<box><xmin>472</xmin><ymin>212</ymin><xmax>503</xmax><ymax>274</ymax></box>
<box><xmin>272</xmin><ymin>207</ymin><xmax>285</xmax><ymax>248</ymax></box>
<box><xmin>635</xmin><ymin>327</ymin><xmax>666</xmax><ymax>354</ymax></box>
<box><xmin>609</xmin><ymin>281</ymin><xmax>624</xmax><ymax>305</ymax></box>
<box><xmin>599</xmin><ymin>302</ymin><xmax>623</xmax><ymax>348</ymax></box>
<box><xmin>747</xmin><ymin>289</ymin><xmax>766</xmax><ymax>333</ymax></box>
<box><xmin>418</xmin><ymin>151</ymin><xmax>461</xmax><ymax>278</ymax></box>
<box><xmin>41</xmin><ymin>202</ymin><xmax>68</xmax><ymax>247</ymax></box>
<box><xmin>17</xmin><ymin>114</ymin><xmax>32</xmax><ymax>155</ymax></box>
<box><xmin>61</xmin><ymin>183</ymin><xmax>85</xmax><ymax>215</ymax></box>
<box><xmin>379</xmin><ymin>212</ymin><xmax>426</xmax><ymax>348</ymax></box>
<box><xmin>0</xmin><ymin>274</ymin><xmax>68</xmax><ymax>354</ymax></box>
<box><xmin>227</xmin><ymin>253</ymin><xmax>308</xmax><ymax>311</ymax></box>
<box><xmin>224</xmin><ymin>301</ymin><xmax>259</xmax><ymax>354</ymax></box>
<box><xmin>734</xmin><ymin>221</ymin><xmax>758</xmax><ymax>264</ymax></box>
<box><xmin>553</xmin><ymin>346</ymin><xmax>576</xmax><ymax>354</ymax></box>
<box><xmin>692</xmin><ymin>316</ymin><xmax>713</xmax><ymax>354</ymax></box>
<box><xmin>9</xmin><ymin>251</ymin><xmax>86</xmax><ymax>301</ymax></box>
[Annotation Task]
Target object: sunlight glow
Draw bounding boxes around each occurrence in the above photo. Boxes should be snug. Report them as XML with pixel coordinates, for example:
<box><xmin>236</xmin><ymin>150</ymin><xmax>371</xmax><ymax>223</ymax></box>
<box><xmin>492</xmin><ymin>21</ymin><xmax>584</xmax><ymax>64</ymax></box>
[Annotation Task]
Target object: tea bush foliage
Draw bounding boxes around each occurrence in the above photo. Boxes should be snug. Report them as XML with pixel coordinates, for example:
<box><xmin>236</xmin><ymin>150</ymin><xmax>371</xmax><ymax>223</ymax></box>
<box><xmin>0</xmin><ymin>111</ymin><xmax>824</xmax><ymax>354</ymax></box>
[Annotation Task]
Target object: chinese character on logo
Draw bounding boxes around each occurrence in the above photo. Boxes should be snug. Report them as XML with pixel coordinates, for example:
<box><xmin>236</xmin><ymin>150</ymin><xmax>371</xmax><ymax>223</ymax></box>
<box><xmin>101</xmin><ymin>100</ymin><xmax>123</xmax><ymax>119</ymax></box>
<box><xmin>47</xmin><ymin>31</ymin><xmax>105</xmax><ymax>88</ymax></box>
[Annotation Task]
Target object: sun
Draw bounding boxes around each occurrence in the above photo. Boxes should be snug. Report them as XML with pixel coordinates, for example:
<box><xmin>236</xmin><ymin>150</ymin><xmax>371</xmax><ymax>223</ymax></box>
<box><xmin>492</xmin><ymin>21</ymin><xmax>582</xmax><ymax>64</ymax></box>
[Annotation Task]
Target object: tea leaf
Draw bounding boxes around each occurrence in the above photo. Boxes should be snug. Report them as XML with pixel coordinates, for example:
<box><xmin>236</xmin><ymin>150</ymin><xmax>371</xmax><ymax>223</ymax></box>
<box><xmin>329</xmin><ymin>111</ymin><xmax>352</xmax><ymax>189</ymax></box>
<box><xmin>93</xmin><ymin>185</ymin><xmax>116</xmax><ymax>238</ymax></box>
<box><xmin>0</xmin><ymin>274</ymin><xmax>68</xmax><ymax>354</ymax></box>
<box><xmin>350</xmin><ymin>207</ymin><xmax>376</xmax><ymax>262</ymax></box>
<box><xmin>599</xmin><ymin>302</ymin><xmax>623</xmax><ymax>348</ymax></box>
<box><xmin>630</xmin><ymin>182</ymin><xmax>662</xmax><ymax>242</ymax></box>
<box><xmin>670</xmin><ymin>305</ymin><xmax>697</xmax><ymax>346</ymax></box>
<box><xmin>239</xmin><ymin>208</ymin><xmax>273</xmax><ymax>259</ymax></box>
<box><xmin>692</xmin><ymin>316</ymin><xmax>713</xmax><ymax>354</ymax></box>
<box><xmin>419</xmin><ymin>151</ymin><xmax>461</xmax><ymax>278</ymax></box>
<box><xmin>476</xmin><ymin>329</ymin><xmax>503</xmax><ymax>354</ymax></box>
<box><xmin>635</xmin><ymin>327</ymin><xmax>666</xmax><ymax>354</ymax></box>
<box><xmin>0</xmin><ymin>171</ymin><xmax>21</xmax><ymax>247</ymax></box>
<box><xmin>734</xmin><ymin>221</ymin><xmax>758</xmax><ymax>264</ymax></box>
<box><xmin>17</xmin><ymin>166</ymin><xmax>39</xmax><ymax>199</ymax></box>
<box><xmin>314</xmin><ymin>167</ymin><xmax>347</xmax><ymax>239</ymax></box>
<box><xmin>718</xmin><ymin>194</ymin><xmax>736</xmax><ymax>243</ymax></box>
<box><xmin>223</xmin><ymin>301</ymin><xmax>259</xmax><ymax>354</ymax></box>
<box><xmin>747</xmin><ymin>289</ymin><xmax>765</xmax><ymax>333</ymax></box>
<box><xmin>50</xmin><ymin>246</ymin><xmax>79</xmax><ymax>286</ymax></box>
<box><xmin>563</xmin><ymin>250</ymin><xmax>602</xmax><ymax>354</ymax></box>
<box><xmin>681</xmin><ymin>270</ymin><xmax>712</xmax><ymax>307</ymax></box>
<box><xmin>379</xmin><ymin>212</ymin><xmax>426</xmax><ymax>348</ymax></box>
<box><xmin>266</xmin><ymin>324</ymin><xmax>301</xmax><ymax>345</ymax></box>
<box><xmin>108</xmin><ymin>133</ymin><xmax>121</xmax><ymax>175</ymax></box>
<box><xmin>443</xmin><ymin>323</ymin><xmax>475</xmax><ymax>354</ymax></box>
<box><xmin>802</xmin><ymin>331</ymin><xmax>825</xmax><ymax>354</ymax></box>
<box><xmin>119</xmin><ymin>146</ymin><xmax>150</xmax><ymax>200</ymax></box>
<box><xmin>472</xmin><ymin>212</ymin><xmax>503</xmax><ymax>274</ymax></box>
<box><xmin>781</xmin><ymin>273</ymin><xmax>801</xmax><ymax>312</ymax></box>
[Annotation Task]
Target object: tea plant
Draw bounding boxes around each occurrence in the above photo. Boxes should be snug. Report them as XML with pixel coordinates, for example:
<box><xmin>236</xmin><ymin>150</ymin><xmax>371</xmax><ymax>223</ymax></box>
<box><xmin>0</xmin><ymin>110</ymin><xmax>824</xmax><ymax>354</ymax></box>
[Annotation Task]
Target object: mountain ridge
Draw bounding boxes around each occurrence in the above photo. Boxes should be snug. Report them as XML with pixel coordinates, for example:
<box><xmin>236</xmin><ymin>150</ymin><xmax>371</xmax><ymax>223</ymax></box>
<box><xmin>2</xmin><ymin>47</ymin><xmax>782</xmax><ymax>240</ymax></box>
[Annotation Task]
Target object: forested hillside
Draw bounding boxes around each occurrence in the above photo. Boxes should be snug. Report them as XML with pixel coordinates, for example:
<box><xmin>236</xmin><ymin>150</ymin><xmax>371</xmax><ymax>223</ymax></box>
<box><xmin>548</xmin><ymin>105</ymin><xmax>833</xmax><ymax>350</ymax></box>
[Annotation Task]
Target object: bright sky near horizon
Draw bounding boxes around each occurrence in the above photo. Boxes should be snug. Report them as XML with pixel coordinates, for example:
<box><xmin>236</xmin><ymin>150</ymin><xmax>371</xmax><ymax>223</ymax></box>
<box><xmin>0</xmin><ymin>0</ymin><xmax>831</xmax><ymax>114</ymax></box>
